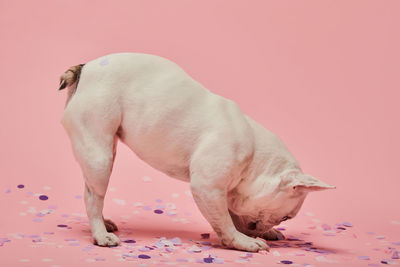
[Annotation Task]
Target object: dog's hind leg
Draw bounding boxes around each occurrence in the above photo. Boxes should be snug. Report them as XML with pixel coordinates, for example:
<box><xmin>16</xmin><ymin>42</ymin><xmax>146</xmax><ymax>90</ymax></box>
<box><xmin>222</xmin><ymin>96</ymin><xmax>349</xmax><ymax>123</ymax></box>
<box><xmin>61</xmin><ymin>99</ymin><xmax>121</xmax><ymax>247</ymax></box>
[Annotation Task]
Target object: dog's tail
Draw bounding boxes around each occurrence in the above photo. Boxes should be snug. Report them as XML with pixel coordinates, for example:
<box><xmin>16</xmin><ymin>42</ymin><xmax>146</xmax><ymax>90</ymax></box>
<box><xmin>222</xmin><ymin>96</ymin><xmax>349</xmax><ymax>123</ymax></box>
<box><xmin>58</xmin><ymin>63</ymin><xmax>85</xmax><ymax>104</ymax></box>
<box><xmin>58</xmin><ymin>63</ymin><xmax>85</xmax><ymax>91</ymax></box>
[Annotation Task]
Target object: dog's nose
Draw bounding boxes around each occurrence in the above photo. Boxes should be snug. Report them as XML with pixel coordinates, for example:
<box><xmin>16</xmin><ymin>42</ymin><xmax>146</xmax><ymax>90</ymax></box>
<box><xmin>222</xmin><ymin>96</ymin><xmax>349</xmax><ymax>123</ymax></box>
<box><xmin>247</xmin><ymin>221</ymin><xmax>257</xmax><ymax>230</ymax></box>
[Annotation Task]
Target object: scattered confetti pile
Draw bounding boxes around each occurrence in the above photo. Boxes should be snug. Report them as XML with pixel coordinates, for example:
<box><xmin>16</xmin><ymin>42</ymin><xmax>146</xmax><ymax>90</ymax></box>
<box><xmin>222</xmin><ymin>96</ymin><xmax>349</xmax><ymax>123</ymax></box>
<box><xmin>1</xmin><ymin>180</ymin><xmax>399</xmax><ymax>267</ymax></box>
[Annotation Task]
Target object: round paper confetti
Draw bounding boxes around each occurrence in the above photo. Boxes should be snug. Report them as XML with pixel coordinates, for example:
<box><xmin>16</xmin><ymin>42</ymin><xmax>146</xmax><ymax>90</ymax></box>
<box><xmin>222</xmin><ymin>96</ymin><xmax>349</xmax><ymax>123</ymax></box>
<box><xmin>204</xmin><ymin>257</ymin><xmax>213</xmax><ymax>263</ymax></box>
<box><xmin>39</xmin><ymin>195</ymin><xmax>48</xmax><ymax>201</ymax></box>
<box><xmin>138</xmin><ymin>254</ymin><xmax>151</xmax><ymax>259</ymax></box>
<box><xmin>17</xmin><ymin>184</ymin><xmax>24</xmax><ymax>189</ymax></box>
<box><xmin>154</xmin><ymin>209</ymin><xmax>163</xmax><ymax>214</ymax></box>
<box><xmin>280</xmin><ymin>260</ymin><xmax>293</xmax><ymax>264</ymax></box>
<box><xmin>123</xmin><ymin>240</ymin><xmax>136</xmax><ymax>243</ymax></box>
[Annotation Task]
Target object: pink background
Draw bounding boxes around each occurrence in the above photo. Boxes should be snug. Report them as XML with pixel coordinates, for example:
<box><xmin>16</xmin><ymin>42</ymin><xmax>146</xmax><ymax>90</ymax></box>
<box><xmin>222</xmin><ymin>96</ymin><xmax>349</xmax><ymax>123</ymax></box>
<box><xmin>1</xmin><ymin>1</ymin><xmax>399</xmax><ymax>266</ymax></box>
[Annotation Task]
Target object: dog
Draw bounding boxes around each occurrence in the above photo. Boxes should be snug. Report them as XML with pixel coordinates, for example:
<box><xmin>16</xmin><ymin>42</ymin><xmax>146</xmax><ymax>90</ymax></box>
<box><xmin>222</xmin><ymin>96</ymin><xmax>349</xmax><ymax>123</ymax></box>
<box><xmin>59</xmin><ymin>53</ymin><xmax>334</xmax><ymax>252</ymax></box>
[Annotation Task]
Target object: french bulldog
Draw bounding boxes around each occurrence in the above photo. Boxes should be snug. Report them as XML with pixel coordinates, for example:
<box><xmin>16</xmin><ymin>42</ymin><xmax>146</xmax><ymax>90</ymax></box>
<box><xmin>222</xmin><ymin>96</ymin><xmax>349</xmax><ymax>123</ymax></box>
<box><xmin>59</xmin><ymin>53</ymin><xmax>334</xmax><ymax>252</ymax></box>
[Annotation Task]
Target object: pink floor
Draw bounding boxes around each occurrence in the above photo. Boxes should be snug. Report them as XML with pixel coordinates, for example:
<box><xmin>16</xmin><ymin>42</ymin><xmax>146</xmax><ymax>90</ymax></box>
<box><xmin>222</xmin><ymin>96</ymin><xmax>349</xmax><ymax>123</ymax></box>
<box><xmin>1</xmin><ymin>1</ymin><xmax>400</xmax><ymax>266</ymax></box>
<box><xmin>1</xmin><ymin>145</ymin><xmax>399</xmax><ymax>267</ymax></box>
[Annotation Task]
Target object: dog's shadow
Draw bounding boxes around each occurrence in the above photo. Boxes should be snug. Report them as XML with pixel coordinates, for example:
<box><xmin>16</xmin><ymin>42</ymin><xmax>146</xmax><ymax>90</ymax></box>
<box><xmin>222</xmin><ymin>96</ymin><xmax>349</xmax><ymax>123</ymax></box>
<box><xmin>267</xmin><ymin>236</ymin><xmax>348</xmax><ymax>255</ymax></box>
<box><xmin>74</xmin><ymin>222</ymin><xmax>344</xmax><ymax>254</ymax></box>
<box><xmin>117</xmin><ymin>225</ymin><xmax>345</xmax><ymax>255</ymax></box>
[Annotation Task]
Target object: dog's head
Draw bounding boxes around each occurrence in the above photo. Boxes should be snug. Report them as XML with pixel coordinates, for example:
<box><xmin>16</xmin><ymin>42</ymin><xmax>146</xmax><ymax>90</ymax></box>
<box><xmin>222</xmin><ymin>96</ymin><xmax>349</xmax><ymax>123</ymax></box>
<box><xmin>228</xmin><ymin>172</ymin><xmax>335</xmax><ymax>238</ymax></box>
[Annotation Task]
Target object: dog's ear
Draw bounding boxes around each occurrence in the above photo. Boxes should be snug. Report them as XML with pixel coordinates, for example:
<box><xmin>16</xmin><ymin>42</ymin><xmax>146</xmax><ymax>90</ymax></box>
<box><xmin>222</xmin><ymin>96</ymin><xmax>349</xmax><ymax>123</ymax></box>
<box><xmin>291</xmin><ymin>174</ymin><xmax>335</xmax><ymax>192</ymax></box>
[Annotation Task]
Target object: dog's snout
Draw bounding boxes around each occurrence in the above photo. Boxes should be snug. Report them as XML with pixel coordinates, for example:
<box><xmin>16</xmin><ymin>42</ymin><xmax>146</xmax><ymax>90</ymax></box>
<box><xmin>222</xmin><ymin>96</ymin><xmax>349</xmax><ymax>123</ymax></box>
<box><xmin>247</xmin><ymin>221</ymin><xmax>257</xmax><ymax>230</ymax></box>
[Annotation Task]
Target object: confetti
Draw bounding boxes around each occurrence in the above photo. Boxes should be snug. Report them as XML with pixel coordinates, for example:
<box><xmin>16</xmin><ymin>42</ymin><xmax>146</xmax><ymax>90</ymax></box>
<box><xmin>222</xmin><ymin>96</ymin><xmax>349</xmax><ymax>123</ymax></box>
<box><xmin>112</xmin><ymin>198</ymin><xmax>126</xmax><ymax>206</ymax></box>
<box><xmin>17</xmin><ymin>184</ymin><xmax>25</xmax><ymax>189</ymax></box>
<box><xmin>154</xmin><ymin>209</ymin><xmax>163</xmax><ymax>214</ymax></box>
<box><xmin>280</xmin><ymin>260</ymin><xmax>293</xmax><ymax>264</ymax></box>
<box><xmin>123</xmin><ymin>240</ymin><xmax>136</xmax><ymax>243</ymax></box>
<box><xmin>100</xmin><ymin>58</ymin><xmax>109</xmax><ymax>66</ymax></box>
<box><xmin>39</xmin><ymin>195</ymin><xmax>48</xmax><ymax>200</ymax></box>
<box><xmin>204</xmin><ymin>257</ymin><xmax>213</xmax><ymax>263</ymax></box>
<box><xmin>342</xmin><ymin>222</ymin><xmax>353</xmax><ymax>227</ymax></box>
<box><xmin>138</xmin><ymin>254</ymin><xmax>151</xmax><ymax>259</ymax></box>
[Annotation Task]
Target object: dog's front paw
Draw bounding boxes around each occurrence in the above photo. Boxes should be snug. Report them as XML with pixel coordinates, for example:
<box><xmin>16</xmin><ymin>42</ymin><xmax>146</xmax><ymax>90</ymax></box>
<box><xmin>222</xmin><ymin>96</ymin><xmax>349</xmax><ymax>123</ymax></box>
<box><xmin>104</xmin><ymin>219</ymin><xmax>118</xmax><ymax>232</ymax></box>
<box><xmin>262</xmin><ymin>228</ymin><xmax>285</xmax><ymax>240</ymax></box>
<box><xmin>94</xmin><ymin>232</ymin><xmax>120</xmax><ymax>247</ymax></box>
<box><xmin>223</xmin><ymin>232</ymin><xmax>269</xmax><ymax>252</ymax></box>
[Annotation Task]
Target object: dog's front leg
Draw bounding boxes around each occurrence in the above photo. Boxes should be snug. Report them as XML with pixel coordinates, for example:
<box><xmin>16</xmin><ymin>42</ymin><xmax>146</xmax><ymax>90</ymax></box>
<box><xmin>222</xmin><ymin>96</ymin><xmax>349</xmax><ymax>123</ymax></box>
<box><xmin>190</xmin><ymin>140</ymin><xmax>269</xmax><ymax>252</ymax></box>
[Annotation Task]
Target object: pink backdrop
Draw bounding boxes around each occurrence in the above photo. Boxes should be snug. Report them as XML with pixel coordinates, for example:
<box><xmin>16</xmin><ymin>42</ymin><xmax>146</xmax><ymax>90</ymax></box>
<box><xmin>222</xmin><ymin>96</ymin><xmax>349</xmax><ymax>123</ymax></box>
<box><xmin>1</xmin><ymin>1</ymin><xmax>399</xmax><ymax>266</ymax></box>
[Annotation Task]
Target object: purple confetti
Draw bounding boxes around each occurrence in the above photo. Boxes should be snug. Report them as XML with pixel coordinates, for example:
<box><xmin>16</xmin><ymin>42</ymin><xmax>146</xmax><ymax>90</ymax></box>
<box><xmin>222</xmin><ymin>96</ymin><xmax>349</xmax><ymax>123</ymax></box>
<box><xmin>17</xmin><ymin>184</ymin><xmax>25</xmax><ymax>189</ymax></box>
<box><xmin>57</xmin><ymin>224</ymin><xmax>68</xmax><ymax>227</ymax></box>
<box><xmin>342</xmin><ymin>222</ymin><xmax>353</xmax><ymax>227</ymax></box>
<box><xmin>154</xmin><ymin>209</ymin><xmax>163</xmax><ymax>214</ymax></box>
<box><xmin>123</xmin><ymin>239</ymin><xmax>136</xmax><ymax>243</ymax></box>
<box><xmin>142</xmin><ymin>206</ymin><xmax>152</xmax><ymax>211</ymax></box>
<box><xmin>392</xmin><ymin>242</ymin><xmax>400</xmax><ymax>246</ymax></box>
<box><xmin>100</xmin><ymin>58</ymin><xmax>109</xmax><ymax>66</ymax></box>
<box><xmin>138</xmin><ymin>254</ymin><xmax>151</xmax><ymax>259</ymax></box>
<box><xmin>381</xmin><ymin>260</ymin><xmax>388</xmax><ymax>264</ymax></box>
<box><xmin>204</xmin><ymin>257</ymin><xmax>213</xmax><ymax>263</ymax></box>
<box><xmin>39</xmin><ymin>195</ymin><xmax>48</xmax><ymax>201</ymax></box>
<box><xmin>359</xmin><ymin>256</ymin><xmax>370</xmax><ymax>260</ymax></box>
<box><xmin>281</xmin><ymin>260</ymin><xmax>293</xmax><ymax>264</ymax></box>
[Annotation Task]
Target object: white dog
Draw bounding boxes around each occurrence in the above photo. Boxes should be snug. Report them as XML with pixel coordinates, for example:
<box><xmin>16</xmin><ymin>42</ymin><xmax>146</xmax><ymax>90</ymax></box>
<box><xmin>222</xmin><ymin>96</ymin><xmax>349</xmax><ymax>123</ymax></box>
<box><xmin>59</xmin><ymin>53</ymin><xmax>334</xmax><ymax>252</ymax></box>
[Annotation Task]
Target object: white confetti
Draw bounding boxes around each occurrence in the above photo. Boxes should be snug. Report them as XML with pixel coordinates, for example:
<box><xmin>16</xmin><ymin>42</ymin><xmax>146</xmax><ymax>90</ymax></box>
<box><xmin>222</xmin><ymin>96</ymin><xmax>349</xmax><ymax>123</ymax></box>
<box><xmin>142</xmin><ymin>176</ymin><xmax>152</xmax><ymax>182</ymax></box>
<box><xmin>134</xmin><ymin>202</ymin><xmax>143</xmax><ymax>207</ymax></box>
<box><xmin>112</xmin><ymin>199</ymin><xmax>126</xmax><ymax>206</ymax></box>
<box><xmin>315</xmin><ymin>255</ymin><xmax>337</xmax><ymax>263</ymax></box>
<box><xmin>272</xmin><ymin>251</ymin><xmax>281</xmax><ymax>257</ymax></box>
<box><xmin>166</xmin><ymin>202</ymin><xmax>176</xmax><ymax>210</ymax></box>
